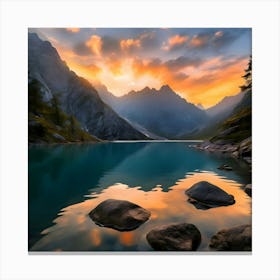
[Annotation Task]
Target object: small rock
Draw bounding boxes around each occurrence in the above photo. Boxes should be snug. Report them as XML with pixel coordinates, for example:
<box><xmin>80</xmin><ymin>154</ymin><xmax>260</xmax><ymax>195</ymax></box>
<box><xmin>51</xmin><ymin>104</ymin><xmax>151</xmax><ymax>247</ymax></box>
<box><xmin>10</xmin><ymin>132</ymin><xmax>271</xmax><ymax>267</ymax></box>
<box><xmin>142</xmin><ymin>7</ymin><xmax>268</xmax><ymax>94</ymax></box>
<box><xmin>52</xmin><ymin>133</ymin><xmax>65</xmax><ymax>141</ymax></box>
<box><xmin>209</xmin><ymin>224</ymin><xmax>252</xmax><ymax>251</ymax></box>
<box><xmin>243</xmin><ymin>157</ymin><xmax>252</xmax><ymax>164</ymax></box>
<box><xmin>232</xmin><ymin>151</ymin><xmax>239</xmax><ymax>158</ymax></box>
<box><xmin>146</xmin><ymin>223</ymin><xmax>201</xmax><ymax>251</ymax></box>
<box><xmin>244</xmin><ymin>184</ymin><xmax>252</xmax><ymax>196</ymax></box>
<box><xmin>218</xmin><ymin>164</ymin><xmax>233</xmax><ymax>171</ymax></box>
<box><xmin>185</xmin><ymin>181</ymin><xmax>235</xmax><ymax>209</ymax></box>
<box><xmin>89</xmin><ymin>199</ymin><xmax>150</xmax><ymax>231</ymax></box>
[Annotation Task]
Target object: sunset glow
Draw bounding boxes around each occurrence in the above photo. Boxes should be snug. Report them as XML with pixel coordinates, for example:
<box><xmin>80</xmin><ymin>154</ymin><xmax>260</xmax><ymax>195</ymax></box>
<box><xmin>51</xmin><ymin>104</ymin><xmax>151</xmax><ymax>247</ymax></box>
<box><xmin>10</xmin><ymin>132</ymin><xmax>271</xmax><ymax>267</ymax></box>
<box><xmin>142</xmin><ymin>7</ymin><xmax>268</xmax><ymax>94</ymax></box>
<box><xmin>30</xmin><ymin>28</ymin><xmax>251</xmax><ymax>108</ymax></box>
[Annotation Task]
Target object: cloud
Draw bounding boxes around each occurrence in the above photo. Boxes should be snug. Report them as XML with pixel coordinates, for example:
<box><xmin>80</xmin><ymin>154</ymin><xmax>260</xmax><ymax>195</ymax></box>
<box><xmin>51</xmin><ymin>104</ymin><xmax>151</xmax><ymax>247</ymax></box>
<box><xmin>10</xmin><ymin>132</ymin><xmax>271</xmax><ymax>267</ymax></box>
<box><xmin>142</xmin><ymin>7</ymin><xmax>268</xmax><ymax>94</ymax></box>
<box><xmin>215</xmin><ymin>31</ymin><xmax>223</xmax><ymax>37</ymax></box>
<box><xmin>162</xmin><ymin>34</ymin><xmax>189</xmax><ymax>51</ymax></box>
<box><xmin>189</xmin><ymin>29</ymin><xmax>246</xmax><ymax>51</ymax></box>
<box><xmin>189</xmin><ymin>34</ymin><xmax>210</xmax><ymax>48</ymax></box>
<box><xmin>120</xmin><ymin>38</ymin><xmax>141</xmax><ymax>51</ymax></box>
<box><xmin>173</xmin><ymin>72</ymin><xmax>189</xmax><ymax>81</ymax></box>
<box><xmin>131</xmin><ymin>57</ymin><xmax>191</xmax><ymax>91</ymax></box>
<box><xmin>66</xmin><ymin>28</ymin><xmax>80</xmax><ymax>33</ymax></box>
<box><xmin>165</xmin><ymin>56</ymin><xmax>202</xmax><ymax>71</ymax></box>
<box><xmin>73</xmin><ymin>42</ymin><xmax>92</xmax><ymax>56</ymax></box>
<box><xmin>138</xmin><ymin>31</ymin><xmax>159</xmax><ymax>50</ymax></box>
<box><xmin>86</xmin><ymin>35</ymin><xmax>102</xmax><ymax>56</ymax></box>
<box><xmin>102</xmin><ymin>36</ymin><xmax>121</xmax><ymax>55</ymax></box>
<box><xmin>212</xmin><ymin>30</ymin><xmax>240</xmax><ymax>48</ymax></box>
<box><xmin>37</xmin><ymin>28</ymin><xmax>251</xmax><ymax>107</ymax></box>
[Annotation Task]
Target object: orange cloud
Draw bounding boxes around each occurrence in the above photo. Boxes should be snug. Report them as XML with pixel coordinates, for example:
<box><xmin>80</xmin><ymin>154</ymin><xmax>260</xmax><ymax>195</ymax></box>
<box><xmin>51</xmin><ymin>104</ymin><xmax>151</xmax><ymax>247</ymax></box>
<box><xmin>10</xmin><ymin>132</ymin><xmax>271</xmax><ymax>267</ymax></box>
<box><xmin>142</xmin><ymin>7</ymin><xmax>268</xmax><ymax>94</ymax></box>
<box><xmin>86</xmin><ymin>35</ymin><xmax>102</xmax><ymax>56</ymax></box>
<box><xmin>162</xmin><ymin>34</ymin><xmax>189</xmax><ymax>50</ymax></box>
<box><xmin>175</xmin><ymin>57</ymin><xmax>248</xmax><ymax>107</ymax></box>
<box><xmin>66</xmin><ymin>28</ymin><xmax>80</xmax><ymax>33</ymax></box>
<box><xmin>131</xmin><ymin>56</ymin><xmax>248</xmax><ymax>108</ymax></box>
<box><xmin>120</xmin><ymin>38</ymin><xmax>141</xmax><ymax>50</ymax></box>
<box><xmin>169</xmin><ymin>34</ymin><xmax>188</xmax><ymax>46</ymax></box>
<box><xmin>190</xmin><ymin>34</ymin><xmax>209</xmax><ymax>48</ymax></box>
<box><xmin>215</xmin><ymin>31</ymin><xmax>223</xmax><ymax>37</ymax></box>
<box><xmin>105</xmin><ymin>57</ymin><xmax>123</xmax><ymax>76</ymax></box>
<box><xmin>51</xmin><ymin>35</ymin><xmax>248</xmax><ymax>108</ymax></box>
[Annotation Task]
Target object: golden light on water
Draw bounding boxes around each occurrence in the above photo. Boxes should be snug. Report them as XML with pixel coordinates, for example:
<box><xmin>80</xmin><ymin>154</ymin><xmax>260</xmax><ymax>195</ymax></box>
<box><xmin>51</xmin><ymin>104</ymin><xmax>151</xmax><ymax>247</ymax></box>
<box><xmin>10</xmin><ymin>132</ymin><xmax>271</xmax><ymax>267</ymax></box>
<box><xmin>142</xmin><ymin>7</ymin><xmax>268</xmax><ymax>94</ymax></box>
<box><xmin>32</xmin><ymin>171</ymin><xmax>251</xmax><ymax>251</ymax></box>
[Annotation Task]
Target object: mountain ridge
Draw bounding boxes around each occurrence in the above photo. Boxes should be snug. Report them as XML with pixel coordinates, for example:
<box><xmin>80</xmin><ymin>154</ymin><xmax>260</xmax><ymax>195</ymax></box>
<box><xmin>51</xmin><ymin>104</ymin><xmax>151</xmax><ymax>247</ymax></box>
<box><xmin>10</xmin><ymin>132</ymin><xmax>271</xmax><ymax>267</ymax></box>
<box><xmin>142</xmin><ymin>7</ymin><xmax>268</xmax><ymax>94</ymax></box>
<box><xmin>28</xmin><ymin>33</ymin><xmax>148</xmax><ymax>140</ymax></box>
<box><xmin>97</xmin><ymin>83</ymin><xmax>208</xmax><ymax>139</ymax></box>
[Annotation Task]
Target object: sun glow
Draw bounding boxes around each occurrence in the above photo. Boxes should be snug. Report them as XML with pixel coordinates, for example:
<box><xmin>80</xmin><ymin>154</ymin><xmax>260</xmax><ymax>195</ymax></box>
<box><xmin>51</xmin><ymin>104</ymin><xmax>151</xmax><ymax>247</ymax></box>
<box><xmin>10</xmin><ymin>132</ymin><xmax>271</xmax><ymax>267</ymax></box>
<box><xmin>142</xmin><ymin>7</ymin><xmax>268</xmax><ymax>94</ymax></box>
<box><xmin>43</xmin><ymin>28</ymin><xmax>250</xmax><ymax>107</ymax></box>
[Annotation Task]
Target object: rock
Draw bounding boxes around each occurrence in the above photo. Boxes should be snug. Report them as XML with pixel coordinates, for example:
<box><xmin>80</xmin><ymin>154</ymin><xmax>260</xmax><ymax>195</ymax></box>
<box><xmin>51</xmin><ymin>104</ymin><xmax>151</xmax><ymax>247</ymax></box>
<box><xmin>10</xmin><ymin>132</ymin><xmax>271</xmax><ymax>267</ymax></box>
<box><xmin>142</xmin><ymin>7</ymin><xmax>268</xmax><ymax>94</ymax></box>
<box><xmin>209</xmin><ymin>224</ymin><xmax>252</xmax><ymax>251</ymax></box>
<box><xmin>146</xmin><ymin>223</ymin><xmax>201</xmax><ymax>251</ymax></box>
<box><xmin>219</xmin><ymin>126</ymin><xmax>239</xmax><ymax>137</ymax></box>
<box><xmin>218</xmin><ymin>164</ymin><xmax>233</xmax><ymax>171</ymax></box>
<box><xmin>52</xmin><ymin>133</ymin><xmax>65</xmax><ymax>141</ymax></box>
<box><xmin>232</xmin><ymin>151</ymin><xmax>239</xmax><ymax>158</ymax></box>
<box><xmin>185</xmin><ymin>181</ymin><xmax>235</xmax><ymax>209</ymax></box>
<box><xmin>244</xmin><ymin>184</ymin><xmax>252</xmax><ymax>196</ymax></box>
<box><xmin>239</xmin><ymin>137</ymin><xmax>252</xmax><ymax>158</ymax></box>
<box><xmin>88</xmin><ymin>199</ymin><xmax>150</xmax><ymax>231</ymax></box>
<box><xmin>243</xmin><ymin>157</ymin><xmax>252</xmax><ymax>164</ymax></box>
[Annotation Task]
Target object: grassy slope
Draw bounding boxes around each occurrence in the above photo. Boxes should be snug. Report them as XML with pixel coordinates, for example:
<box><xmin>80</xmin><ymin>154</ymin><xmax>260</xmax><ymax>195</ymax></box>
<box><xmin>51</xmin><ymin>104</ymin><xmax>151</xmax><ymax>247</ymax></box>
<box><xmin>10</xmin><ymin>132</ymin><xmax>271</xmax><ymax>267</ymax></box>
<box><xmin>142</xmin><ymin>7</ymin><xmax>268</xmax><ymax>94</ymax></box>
<box><xmin>210</xmin><ymin>107</ymin><xmax>251</xmax><ymax>144</ymax></box>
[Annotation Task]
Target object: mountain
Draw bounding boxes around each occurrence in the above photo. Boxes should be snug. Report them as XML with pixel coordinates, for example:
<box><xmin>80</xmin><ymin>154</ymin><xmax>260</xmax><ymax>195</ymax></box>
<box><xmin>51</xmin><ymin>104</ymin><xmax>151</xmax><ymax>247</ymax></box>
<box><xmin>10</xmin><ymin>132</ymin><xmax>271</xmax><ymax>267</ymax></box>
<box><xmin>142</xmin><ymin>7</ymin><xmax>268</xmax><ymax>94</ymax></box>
<box><xmin>196</xmin><ymin>103</ymin><xmax>205</xmax><ymax>110</ymax></box>
<box><xmin>28</xmin><ymin>78</ymin><xmax>99</xmax><ymax>143</ymax></box>
<box><xmin>206</xmin><ymin>91</ymin><xmax>245</xmax><ymax>118</ymax></box>
<box><xmin>97</xmin><ymin>84</ymin><xmax>207</xmax><ymax>139</ymax></box>
<box><xmin>28</xmin><ymin>33</ymin><xmax>148</xmax><ymax>140</ymax></box>
<box><xmin>210</xmin><ymin>89</ymin><xmax>252</xmax><ymax>144</ymax></box>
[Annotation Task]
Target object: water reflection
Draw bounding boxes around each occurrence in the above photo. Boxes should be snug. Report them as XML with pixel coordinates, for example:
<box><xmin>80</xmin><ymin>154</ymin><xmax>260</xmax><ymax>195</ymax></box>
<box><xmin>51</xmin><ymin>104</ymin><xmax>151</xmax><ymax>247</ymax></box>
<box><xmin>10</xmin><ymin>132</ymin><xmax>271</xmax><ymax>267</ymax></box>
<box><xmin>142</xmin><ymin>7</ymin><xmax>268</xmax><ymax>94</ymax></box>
<box><xmin>30</xmin><ymin>171</ymin><xmax>251</xmax><ymax>251</ymax></box>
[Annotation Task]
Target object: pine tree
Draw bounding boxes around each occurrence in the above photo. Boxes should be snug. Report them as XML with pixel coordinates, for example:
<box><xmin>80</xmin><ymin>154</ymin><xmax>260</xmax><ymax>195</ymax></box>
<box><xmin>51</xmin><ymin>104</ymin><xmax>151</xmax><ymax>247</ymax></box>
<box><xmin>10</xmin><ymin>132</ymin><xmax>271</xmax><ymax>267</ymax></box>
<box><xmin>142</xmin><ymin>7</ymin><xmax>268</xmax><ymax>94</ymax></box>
<box><xmin>240</xmin><ymin>56</ymin><xmax>252</xmax><ymax>92</ymax></box>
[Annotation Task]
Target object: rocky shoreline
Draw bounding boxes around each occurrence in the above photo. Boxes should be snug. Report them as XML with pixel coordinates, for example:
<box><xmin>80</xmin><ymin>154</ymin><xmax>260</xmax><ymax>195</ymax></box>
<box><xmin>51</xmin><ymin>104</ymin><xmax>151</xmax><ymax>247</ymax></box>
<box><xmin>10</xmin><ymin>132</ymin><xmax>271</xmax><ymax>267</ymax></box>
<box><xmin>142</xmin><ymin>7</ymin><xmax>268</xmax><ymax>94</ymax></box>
<box><xmin>190</xmin><ymin>136</ymin><xmax>252</xmax><ymax>166</ymax></box>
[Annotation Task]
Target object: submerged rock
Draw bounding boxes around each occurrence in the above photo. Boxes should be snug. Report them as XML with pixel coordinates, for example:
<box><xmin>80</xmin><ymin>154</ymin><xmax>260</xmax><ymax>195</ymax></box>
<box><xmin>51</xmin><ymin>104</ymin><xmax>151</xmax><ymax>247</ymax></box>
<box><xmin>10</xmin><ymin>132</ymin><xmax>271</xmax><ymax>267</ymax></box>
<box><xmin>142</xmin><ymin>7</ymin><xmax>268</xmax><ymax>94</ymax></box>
<box><xmin>185</xmin><ymin>181</ymin><xmax>235</xmax><ymax>209</ymax></box>
<box><xmin>88</xmin><ymin>199</ymin><xmax>150</xmax><ymax>231</ymax></box>
<box><xmin>244</xmin><ymin>184</ymin><xmax>252</xmax><ymax>197</ymax></box>
<box><xmin>218</xmin><ymin>164</ymin><xmax>233</xmax><ymax>171</ymax></box>
<box><xmin>209</xmin><ymin>224</ymin><xmax>252</xmax><ymax>251</ymax></box>
<box><xmin>146</xmin><ymin>223</ymin><xmax>201</xmax><ymax>251</ymax></box>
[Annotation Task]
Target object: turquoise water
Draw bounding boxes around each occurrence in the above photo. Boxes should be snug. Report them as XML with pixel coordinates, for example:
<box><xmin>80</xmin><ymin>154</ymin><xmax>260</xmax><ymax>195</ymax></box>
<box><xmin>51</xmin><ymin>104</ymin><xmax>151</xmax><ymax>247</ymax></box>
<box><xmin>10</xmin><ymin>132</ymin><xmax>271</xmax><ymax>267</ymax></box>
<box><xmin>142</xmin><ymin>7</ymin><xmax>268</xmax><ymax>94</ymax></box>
<box><xmin>28</xmin><ymin>142</ymin><xmax>251</xmax><ymax>251</ymax></box>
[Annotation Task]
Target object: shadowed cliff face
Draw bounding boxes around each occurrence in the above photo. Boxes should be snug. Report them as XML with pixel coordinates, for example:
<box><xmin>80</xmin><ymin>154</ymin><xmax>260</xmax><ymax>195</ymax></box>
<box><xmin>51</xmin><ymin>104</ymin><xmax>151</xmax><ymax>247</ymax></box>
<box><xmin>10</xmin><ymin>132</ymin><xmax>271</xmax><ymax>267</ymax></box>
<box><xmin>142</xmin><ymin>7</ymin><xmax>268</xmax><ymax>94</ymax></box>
<box><xmin>28</xmin><ymin>33</ymin><xmax>148</xmax><ymax>140</ymax></box>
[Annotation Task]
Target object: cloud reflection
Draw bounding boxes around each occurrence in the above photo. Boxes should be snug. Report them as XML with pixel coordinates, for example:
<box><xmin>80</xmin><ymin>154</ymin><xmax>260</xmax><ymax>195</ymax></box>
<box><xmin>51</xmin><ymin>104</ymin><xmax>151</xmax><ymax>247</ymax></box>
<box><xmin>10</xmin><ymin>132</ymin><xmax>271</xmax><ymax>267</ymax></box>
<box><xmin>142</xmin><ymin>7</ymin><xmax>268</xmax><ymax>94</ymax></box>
<box><xmin>31</xmin><ymin>171</ymin><xmax>251</xmax><ymax>251</ymax></box>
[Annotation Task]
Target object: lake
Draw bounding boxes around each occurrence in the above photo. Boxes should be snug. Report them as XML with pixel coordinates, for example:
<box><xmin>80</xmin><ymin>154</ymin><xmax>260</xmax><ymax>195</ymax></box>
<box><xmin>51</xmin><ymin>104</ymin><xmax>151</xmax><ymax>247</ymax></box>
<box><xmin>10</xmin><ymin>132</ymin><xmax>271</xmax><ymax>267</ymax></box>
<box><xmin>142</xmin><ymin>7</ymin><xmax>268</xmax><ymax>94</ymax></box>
<box><xmin>28</xmin><ymin>141</ymin><xmax>251</xmax><ymax>252</ymax></box>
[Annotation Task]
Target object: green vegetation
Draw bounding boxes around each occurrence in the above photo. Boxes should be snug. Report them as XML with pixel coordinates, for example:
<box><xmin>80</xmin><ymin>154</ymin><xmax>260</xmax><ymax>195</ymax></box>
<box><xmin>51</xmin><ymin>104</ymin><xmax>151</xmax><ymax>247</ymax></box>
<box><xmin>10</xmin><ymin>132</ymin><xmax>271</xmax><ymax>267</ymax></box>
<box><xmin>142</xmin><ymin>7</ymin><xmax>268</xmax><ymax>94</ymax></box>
<box><xmin>28</xmin><ymin>79</ymin><xmax>99</xmax><ymax>144</ymax></box>
<box><xmin>210</xmin><ymin>107</ymin><xmax>251</xmax><ymax>144</ymax></box>
<box><xmin>209</xmin><ymin>57</ymin><xmax>252</xmax><ymax>145</ymax></box>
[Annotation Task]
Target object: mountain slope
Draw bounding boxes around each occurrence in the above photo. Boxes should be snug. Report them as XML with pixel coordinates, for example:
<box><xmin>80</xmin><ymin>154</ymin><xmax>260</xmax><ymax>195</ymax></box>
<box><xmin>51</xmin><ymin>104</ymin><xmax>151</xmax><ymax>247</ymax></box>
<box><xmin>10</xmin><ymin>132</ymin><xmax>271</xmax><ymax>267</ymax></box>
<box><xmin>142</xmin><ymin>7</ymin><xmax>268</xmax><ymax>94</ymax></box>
<box><xmin>210</xmin><ymin>90</ymin><xmax>252</xmax><ymax>144</ymax></box>
<box><xmin>28</xmin><ymin>78</ymin><xmax>99</xmax><ymax>143</ymax></box>
<box><xmin>98</xmin><ymin>84</ymin><xmax>207</xmax><ymax>139</ymax></box>
<box><xmin>206</xmin><ymin>91</ymin><xmax>245</xmax><ymax>118</ymax></box>
<box><xmin>28</xmin><ymin>33</ymin><xmax>148</xmax><ymax>140</ymax></box>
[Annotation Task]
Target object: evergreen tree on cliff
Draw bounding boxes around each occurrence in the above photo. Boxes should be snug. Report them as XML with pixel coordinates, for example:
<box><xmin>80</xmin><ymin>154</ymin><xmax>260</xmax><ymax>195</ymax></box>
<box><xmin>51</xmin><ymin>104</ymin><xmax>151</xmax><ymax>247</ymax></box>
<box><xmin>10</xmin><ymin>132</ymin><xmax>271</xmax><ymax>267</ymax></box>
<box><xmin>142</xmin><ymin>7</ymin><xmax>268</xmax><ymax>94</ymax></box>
<box><xmin>240</xmin><ymin>56</ymin><xmax>252</xmax><ymax>92</ymax></box>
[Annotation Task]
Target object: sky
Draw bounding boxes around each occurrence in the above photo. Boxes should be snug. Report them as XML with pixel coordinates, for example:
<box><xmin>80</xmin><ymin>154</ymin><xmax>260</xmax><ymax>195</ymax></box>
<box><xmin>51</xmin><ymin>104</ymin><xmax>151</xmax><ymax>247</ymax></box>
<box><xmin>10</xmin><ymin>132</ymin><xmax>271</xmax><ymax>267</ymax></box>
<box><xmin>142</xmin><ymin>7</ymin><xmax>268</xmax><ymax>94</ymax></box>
<box><xmin>30</xmin><ymin>28</ymin><xmax>251</xmax><ymax>108</ymax></box>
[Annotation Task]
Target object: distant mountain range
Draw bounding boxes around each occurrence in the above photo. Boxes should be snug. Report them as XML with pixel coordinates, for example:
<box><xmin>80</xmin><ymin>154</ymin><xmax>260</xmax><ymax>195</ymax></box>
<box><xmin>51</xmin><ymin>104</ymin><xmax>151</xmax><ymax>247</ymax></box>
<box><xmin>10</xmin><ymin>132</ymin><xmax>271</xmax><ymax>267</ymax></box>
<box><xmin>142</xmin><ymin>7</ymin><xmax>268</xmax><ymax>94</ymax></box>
<box><xmin>206</xmin><ymin>91</ymin><xmax>245</xmax><ymax>118</ymax></box>
<box><xmin>28</xmin><ymin>33</ymin><xmax>148</xmax><ymax>141</ymax></box>
<box><xmin>28</xmin><ymin>32</ymin><xmax>248</xmax><ymax>142</ymax></box>
<box><xmin>97</xmin><ymin>84</ymin><xmax>208</xmax><ymax>139</ymax></box>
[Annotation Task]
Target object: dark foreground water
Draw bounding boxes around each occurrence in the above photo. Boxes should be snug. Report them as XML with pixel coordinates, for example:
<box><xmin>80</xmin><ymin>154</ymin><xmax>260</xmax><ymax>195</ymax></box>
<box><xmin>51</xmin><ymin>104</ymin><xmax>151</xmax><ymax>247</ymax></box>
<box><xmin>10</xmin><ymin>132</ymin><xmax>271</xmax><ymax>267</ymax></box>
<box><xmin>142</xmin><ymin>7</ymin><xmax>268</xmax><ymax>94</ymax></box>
<box><xmin>29</xmin><ymin>141</ymin><xmax>251</xmax><ymax>252</ymax></box>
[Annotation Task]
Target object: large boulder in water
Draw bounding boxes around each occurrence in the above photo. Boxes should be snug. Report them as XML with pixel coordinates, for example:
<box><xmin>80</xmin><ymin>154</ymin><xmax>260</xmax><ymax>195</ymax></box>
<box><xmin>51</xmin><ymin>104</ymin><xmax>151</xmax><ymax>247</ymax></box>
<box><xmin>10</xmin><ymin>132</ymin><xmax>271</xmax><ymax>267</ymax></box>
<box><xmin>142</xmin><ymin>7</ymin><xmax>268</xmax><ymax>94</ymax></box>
<box><xmin>185</xmin><ymin>181</ymin><xmax>235</xmax><ymax>210</ymax></box>
<box><xmin>88</xmin><ymin>199</ymin><xmax>150</xmax><ymax>231</ymax></box>
<box><xmin>209</xmin><ymin>224</ymin><xmax>252</xmax><ymax>251</ymax></box>
<box><xmin>146</xmin><ymin>223</ymin><xmax>201</xmax><ymax>251</ymax></box>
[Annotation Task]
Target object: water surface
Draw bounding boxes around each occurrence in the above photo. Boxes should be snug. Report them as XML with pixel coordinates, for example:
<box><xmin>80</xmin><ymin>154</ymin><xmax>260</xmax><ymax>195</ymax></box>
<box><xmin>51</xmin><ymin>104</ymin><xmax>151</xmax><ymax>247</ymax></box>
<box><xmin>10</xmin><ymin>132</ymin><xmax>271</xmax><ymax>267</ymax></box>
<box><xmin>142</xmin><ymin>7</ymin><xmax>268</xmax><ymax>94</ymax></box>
<box><xmin>29</xmin><ymin>142</ymin><xmax>251</xmax><ymax>251</ymax></box>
